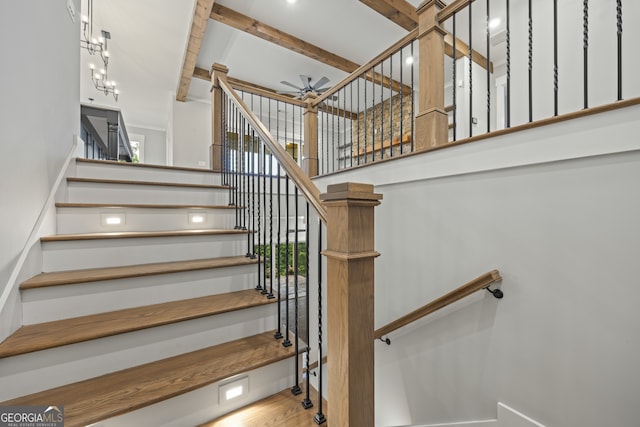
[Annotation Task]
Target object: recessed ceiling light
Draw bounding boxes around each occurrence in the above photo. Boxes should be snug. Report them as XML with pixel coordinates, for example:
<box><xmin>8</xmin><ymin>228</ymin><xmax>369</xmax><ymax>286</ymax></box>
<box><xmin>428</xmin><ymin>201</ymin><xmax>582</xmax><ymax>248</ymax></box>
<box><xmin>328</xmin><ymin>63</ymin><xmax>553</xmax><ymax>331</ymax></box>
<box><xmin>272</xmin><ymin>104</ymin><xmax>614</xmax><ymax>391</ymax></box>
<box><xmin>489</xmin><ymin>18</ymin><xmax>501</xmax><ymax>29</ymax></box>
<box><xmin>286</xmin><ymin>0</ymin><xmax>297</xmax><ymax>4</ymax></box>
<box><xmin>405</xmin><ymin>56</ymin><xmax>414</xmax><ymax>65</ymax></box>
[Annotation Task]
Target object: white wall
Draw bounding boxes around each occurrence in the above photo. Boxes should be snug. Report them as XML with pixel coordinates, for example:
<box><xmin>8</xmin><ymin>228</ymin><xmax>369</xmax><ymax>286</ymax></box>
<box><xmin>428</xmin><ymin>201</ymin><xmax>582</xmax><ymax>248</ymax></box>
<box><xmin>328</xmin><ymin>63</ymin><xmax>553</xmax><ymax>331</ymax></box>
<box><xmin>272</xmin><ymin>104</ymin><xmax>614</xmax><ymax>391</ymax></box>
<box><xmin>171</xmin><ymin>99</ymin><xmax>211</xmax><ymax>168</ymax></box>
<box><xmin>128</xmin><ymin>125</ymin><xmax>167</xmax><ymax>165</ymax></box>
<box><xmin>314</xmin><ymin>104</ymin><xmax>640</xmax><ymax>427</ymax></box>
<box><xmin>0</xmin><ymin>0</ymin><xmax>81</xmax><ymax>338</ymax></box>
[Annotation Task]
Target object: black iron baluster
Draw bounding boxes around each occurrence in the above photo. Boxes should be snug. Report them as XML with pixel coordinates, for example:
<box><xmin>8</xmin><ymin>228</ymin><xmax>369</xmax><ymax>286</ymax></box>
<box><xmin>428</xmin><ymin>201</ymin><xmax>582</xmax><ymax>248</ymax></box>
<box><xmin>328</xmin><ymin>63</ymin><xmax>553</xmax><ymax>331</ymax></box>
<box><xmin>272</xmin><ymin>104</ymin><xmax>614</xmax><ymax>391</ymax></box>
<box><xmin>248</xmin><ymin>126</ymin><xmax>256</xmax><ymax>259</ymax></box>
<box><xmin>583</xmin><ymin>0</ymin><xmax>589</xmax><ymax>109</ymax></box>
<box><xmin>364</xmin><ymin>74</ymin><xmax>368</xmax><ymax>164</ymax></box>
<box><xmin>486</xmin><ymin>0</ymin><xmax>491</xmax><ymax>132</ymax></box>
<box><xmin>274</xmin><ymin>162</ymin><xmax>283</xmax><ymax>341</ymax></box>
<box><xmin>350</xmin><ymin>82</ymin><xmax>354</xmax><ymax>168</ymax></box>
<box><xmin>371</xmin><ymin>65</ymin><xmax>375</xmax><ymax>163</ymax></box>
<box><xmin>313</xmin><ymin>220</ymin><xmax>326</xmax><ymax>425</ymax></box>
<box><xmin>268</xmin><ymin>149</ymin><xmax>275</xmax><ymax>300</ymax></box>
<box><xmin>357</xmin><ymin>77</ymin><xmax>362</xmax><ymax>164</ymax></box>
<box><xmin>469</xmin><ymin>1</ymin><xmax>473</xmax><ymax>137</ymax></box>
<box><xmin>262</xmin><ymin>138</ymin><xmax>269</xmax><ymax>295</ymax></box>
<box><xmin>301</xmin><ymin>201</ymin><xmax>313</xmax><ymax>409</ymax></box>
<box><xmin>282</xmin><ymin>174</ymin><xmax>292</xmax><ymax>348</ymax></box>
<box><xmin>400</xmin><ymin>46</ymin><xmax>405</xmax><ymax>150</ymax></box>
<box><xmin>380</xmin><ymin>61</ymin><xmax>384</xmax><ymax>160</ymax></box>
<box><xmin>617</xmin><ymin>0</ymin><xmax>623</xmax><ymax>101</ymax></box>
<box><xmin>331</xmin><ymin>97</ymin><xmax>336</xmax><ymax>173</ymax></box>
<box><xmin>553</xmin><ymin>0</ymin><xmax>558</xmax><ymax>116</ymax></box>
<box><xmin>325</xmin><ymin>109</ymin><xmax>329</xmax><ymax>173</ymax></box>
<box><xmin>452</xmin><ymin>14</ymin><xmax>457</xmax><ymax>140</ymax></box>
<box><xmin>336</xmin><ymin>95</ymin><xmax>340</xmax><ymax>171</ymax></box>
<box><xmin>233</xmin><ymin>105</ymin><xmax>240</xmax><ymax>229</ymax></box>
<box><xmin>506</xmin><ymin>0</ymin><xmax>511</xmax><ymax>126</ymax></box>
<box><xmin>389</xmin><ymin>54</ymin><xmax>394</xmax><ymax>157</ymax></box>
<box><xmin>291</xmin><ymin>186</ymin><xmax>301</xmax><ymax>396</ymax></box>
<box><xmin>410</xmin><ymin>40</ymin><xmax>415</xmax><ymax>151</ymax></box>
<box><xmin>241</xmin><ymin>115</ymin><xmax>247</xmax><ymax>234</ymax></box>
<box><xmin>525</xmin><ymin>0</ymin><xmax>532</xmax><ymax>122</ymax></box>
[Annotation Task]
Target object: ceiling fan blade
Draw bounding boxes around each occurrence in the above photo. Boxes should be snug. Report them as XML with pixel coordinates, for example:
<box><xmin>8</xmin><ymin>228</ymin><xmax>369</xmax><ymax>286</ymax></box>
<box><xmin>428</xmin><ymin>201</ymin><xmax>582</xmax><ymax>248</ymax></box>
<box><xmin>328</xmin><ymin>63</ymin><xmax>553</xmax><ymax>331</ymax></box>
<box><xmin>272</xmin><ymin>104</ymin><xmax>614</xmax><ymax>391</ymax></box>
<box><xmin>281</xmin><ymin>80</ymin><xmax>303</xmax><ymax>90</ymax></box>
<box><xmin>313</xmin><ymin>76</ymin><xmax>330</xmax><ymax>90</ymax></box>
<box><xmin>315</xmin><ymin>86</ymin><xmax>331</xmax><ymax>93</ymax></box>
<box><xmin>300</xmin><ymin>75</ymin><xmax>312</xmax><ymax>89</ymax></box>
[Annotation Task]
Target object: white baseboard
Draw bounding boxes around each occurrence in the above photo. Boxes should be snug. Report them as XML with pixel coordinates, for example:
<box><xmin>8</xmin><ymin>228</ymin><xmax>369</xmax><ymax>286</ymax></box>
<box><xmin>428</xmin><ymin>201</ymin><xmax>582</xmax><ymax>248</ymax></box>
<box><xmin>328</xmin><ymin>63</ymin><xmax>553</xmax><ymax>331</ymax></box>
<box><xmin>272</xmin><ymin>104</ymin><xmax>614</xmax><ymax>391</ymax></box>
<box><xmin>497</xmin><ymin>403</ymin><xmax>546</xmax><ymax>427</ymax></box>
<box><xmin>392</xmin><ymin>401</ymin><xmax>546</xmax><ymax>427</ymax></box>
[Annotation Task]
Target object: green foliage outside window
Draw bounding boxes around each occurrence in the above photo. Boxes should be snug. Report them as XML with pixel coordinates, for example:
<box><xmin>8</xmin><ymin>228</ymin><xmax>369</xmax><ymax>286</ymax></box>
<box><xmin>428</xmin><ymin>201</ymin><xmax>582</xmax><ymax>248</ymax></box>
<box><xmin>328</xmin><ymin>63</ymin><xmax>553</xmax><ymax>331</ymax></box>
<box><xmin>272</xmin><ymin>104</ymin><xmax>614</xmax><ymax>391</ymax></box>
<box><xmin>255</xmin><ymin>243</ymin><xmax>307</xmax><ymax>277</ymax></box>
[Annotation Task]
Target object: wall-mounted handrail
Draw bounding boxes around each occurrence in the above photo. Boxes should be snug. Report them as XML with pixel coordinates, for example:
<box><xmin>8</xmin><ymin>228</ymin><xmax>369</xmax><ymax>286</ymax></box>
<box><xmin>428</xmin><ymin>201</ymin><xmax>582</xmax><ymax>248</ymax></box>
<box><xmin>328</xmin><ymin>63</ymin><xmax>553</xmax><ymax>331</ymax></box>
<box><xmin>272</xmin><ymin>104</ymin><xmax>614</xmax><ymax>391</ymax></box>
<box><xmin>374</xmin><ymin>269</ymin><xmax>502</xmax><ymax>344</ymax></box>
<box><xmin>217</xmin><ymin>77</ymin><xmax>328</xmax><ymax>223</ymax></box>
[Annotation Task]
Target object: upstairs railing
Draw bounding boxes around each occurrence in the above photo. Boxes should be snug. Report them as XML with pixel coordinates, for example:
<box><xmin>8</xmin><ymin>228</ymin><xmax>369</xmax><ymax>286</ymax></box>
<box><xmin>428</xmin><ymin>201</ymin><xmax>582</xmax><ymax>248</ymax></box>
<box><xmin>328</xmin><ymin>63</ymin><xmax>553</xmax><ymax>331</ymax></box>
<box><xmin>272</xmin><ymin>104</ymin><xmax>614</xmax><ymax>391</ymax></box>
<box><xmin>80</xmin><ymin>104</ymin><xmax>133</xmax><ymax>162</ymax></box>
<box><xmin>302</xmin><ymin>0</ymin><xmax>639</xmax><ymax>176</ymax></box>
<box><xmin>439</xmin><ymin>0</ymin><xmax>637</xmax><ymax>141</ymax></box>
<box><xmin>311</xmin><ymin>30</ymin><xmax>418</xmax><ymax>174</ymax></box>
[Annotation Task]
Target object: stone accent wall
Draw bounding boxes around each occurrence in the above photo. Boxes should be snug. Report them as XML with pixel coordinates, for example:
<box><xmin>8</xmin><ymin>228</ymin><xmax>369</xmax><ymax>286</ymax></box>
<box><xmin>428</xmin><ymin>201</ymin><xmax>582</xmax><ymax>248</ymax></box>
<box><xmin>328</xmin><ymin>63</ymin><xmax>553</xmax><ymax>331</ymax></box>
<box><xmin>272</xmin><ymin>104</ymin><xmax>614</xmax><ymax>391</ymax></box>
<box><xmin>352</xmin><ymin>93</ymin><xmax>414</xmax><ymax>160</ymax></box>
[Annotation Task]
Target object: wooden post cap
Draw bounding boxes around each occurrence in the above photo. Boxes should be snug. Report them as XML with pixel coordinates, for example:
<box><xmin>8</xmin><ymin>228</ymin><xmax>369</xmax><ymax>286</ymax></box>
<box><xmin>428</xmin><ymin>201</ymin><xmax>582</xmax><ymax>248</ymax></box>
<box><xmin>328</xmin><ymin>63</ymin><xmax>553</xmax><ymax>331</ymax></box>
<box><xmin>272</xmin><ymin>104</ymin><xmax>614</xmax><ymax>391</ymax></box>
<box><xmin>210</xmin><ymin>63</ymin><xmax>229</xmax><ymax>76</ymax></box>
<box><xmin>320</xmin><ymin>182</ymin><xmax>383</xmax><ymax>203</ymax></box>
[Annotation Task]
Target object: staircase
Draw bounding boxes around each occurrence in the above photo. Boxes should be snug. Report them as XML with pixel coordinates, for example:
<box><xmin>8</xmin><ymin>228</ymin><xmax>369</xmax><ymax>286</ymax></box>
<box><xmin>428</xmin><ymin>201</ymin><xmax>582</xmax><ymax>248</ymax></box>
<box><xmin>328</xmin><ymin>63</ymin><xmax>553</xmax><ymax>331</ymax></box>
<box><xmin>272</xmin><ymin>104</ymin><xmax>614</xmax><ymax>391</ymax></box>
<box><xmin>0</xmin><ymin>158</ymin><xmax>298</xmax><ymax>427</ymax></box>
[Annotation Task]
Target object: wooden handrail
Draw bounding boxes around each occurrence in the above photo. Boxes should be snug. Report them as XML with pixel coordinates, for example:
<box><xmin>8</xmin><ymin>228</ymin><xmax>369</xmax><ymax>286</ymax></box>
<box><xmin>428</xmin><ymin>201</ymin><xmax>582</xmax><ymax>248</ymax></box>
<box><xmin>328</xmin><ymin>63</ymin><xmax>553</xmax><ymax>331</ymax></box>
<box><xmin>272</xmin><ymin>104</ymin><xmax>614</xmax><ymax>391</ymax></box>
<box><xmin>218</xmin><ymin>77</ymin><xmax>328</xmax><ymax>223</ymax></box>
<box><xmin>374</xmin><ymin>270</ymin><xmax>502</xmax><ymax>341</ymax></box>
<box><xmin>437</xmin><ymin>0</ymin><xmax>477</xmax><ymax>23</ymax></box>
<box><xmin>312</xmin><ymin>29</ymin><xmax>418</xmax><ymax>107</ymax></box>
<box><xmin>227</xmin><ymin>76</ymin><xmax>307</xmax><ymax>107</ymax></box>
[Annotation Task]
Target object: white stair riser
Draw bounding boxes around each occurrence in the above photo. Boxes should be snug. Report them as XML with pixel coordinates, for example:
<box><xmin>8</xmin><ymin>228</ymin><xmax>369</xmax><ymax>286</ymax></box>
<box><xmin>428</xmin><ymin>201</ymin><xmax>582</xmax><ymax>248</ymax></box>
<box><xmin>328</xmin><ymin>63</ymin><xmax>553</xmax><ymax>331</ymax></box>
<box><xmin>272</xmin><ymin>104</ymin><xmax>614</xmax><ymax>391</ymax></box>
<box><xmin>0</xmin><ymin>304</ymin><xmax>278</xmax><ymax>401</ymax></box>
<box><xmin>42</xmin><ymin>234</ymin><xmax>251</xmax><ymax>271</ymax></box>
<box><xmin>98</xmin><ymin>359</ymin><xmax>295</xmax><ymax>427</ymax></box>
<box><xmin>67</xmin><ymin>182</ymin><xmax>230</xmax><ymax>205</ymax></box>
<box><xmin>22</xmin><ymin>265</ymin><xmax>259</xmax><ymax>324</ymax></box>
<box><xmin>56</xmin><ymin>207</ymin><xmax>236</xmax><ymax>234</ymax></box>
<box><xmin>76</xmin><ymin>162</ymin><xmax>222</xmax><ymax>185</ymax></box>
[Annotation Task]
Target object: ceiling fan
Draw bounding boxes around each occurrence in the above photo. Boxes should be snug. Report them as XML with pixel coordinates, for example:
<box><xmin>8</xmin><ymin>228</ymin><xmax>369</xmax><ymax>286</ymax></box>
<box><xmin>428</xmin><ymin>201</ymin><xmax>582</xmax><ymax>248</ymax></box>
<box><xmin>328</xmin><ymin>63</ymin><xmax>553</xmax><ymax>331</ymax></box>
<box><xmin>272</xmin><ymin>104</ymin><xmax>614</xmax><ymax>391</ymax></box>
<box><xmin>279</xmin><ymin>75</ymin><xmax>331</xmax><ymax>99</ymax></box>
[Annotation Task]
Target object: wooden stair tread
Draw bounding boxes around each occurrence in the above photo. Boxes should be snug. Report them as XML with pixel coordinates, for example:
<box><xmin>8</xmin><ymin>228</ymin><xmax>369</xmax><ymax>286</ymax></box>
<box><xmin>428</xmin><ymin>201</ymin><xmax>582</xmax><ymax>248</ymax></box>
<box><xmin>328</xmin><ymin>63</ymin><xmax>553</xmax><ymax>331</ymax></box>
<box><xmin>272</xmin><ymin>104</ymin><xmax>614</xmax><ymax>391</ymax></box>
<box><xmin>76</xmin><ymin>158</ymin><xmax>218</xmax><ymax>174</ymax></box>
<box><xmin>21</xmin><ymin>255</ymin><xmax>258</xmax><ymax>289</ymax></box>
<box><xmin>1</xmin><ymin>331</ymin><xmax>294</xmax><ymax>427</ymax></box>
<box><xmin>56</xmin><ymin>202</ymin><xmax>238</xmax><ymax>209</ymax></box>
<box><xmin>41</xmin><ymin>228</ymin><xmax>251</xmax><ymax>242</ymax></box>
<box><xmin>67</xmin><ymin>176</ymin><xmax>229</xmax><ymax>190</ymax></box>
<box><xmin>199</xmin><ymin>387</ymin><xmax>328</xmax><ymax>427</ymax></box>
<box><xmin>0</xmin><ymin>289</ymin><xmax>273</xmax><ymax>358</ymax></box>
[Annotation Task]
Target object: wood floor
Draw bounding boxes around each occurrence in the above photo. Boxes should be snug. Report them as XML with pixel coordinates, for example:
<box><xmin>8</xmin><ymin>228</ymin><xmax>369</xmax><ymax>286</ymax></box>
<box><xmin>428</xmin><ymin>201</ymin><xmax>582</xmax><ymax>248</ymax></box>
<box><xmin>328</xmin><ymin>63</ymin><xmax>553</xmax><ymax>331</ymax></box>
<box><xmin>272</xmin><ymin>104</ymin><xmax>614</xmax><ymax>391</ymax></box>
<box><xmin>1</xmin><ymin>331</ymin><xmax>295</xmax><ymax>427</ymax></box>
<box><xmin>0</xmin><ymin>289</ymin><xmax>274</xmax><ymax>358</ymax></box>
<box><xmin>199</xmin><ymin>386</ymin><xmax>328</xmax><ymax>427</ymax></box>
<box><xmin>20</xmin><ymin>255</ymin><xmax>258</xmax><ymax>289</ymax></box>
<box><xmin>41</xmin><ymin>228</ymin><xmax>250</xmax><ymax>242</ymax></box>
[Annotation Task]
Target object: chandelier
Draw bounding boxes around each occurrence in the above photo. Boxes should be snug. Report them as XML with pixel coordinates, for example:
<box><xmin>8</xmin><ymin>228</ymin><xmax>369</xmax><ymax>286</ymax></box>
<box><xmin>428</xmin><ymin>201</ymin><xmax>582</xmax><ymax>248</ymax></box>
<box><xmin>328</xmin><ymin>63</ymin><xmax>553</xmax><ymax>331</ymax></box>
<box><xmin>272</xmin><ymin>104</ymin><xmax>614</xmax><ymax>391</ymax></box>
<box><xmin>81</xmin><ymin>0</ymin><xmax>118</xmax><ymax>101</ymax></box>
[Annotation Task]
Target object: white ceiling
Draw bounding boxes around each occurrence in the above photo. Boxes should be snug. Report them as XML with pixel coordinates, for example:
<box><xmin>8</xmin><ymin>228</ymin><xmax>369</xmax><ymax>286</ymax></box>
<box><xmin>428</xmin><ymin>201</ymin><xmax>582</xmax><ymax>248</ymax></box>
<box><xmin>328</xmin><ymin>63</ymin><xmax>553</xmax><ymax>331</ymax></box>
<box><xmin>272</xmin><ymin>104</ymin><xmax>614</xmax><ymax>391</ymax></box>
<box><xmin>80</xmin><ymin>0</ymin><xmax>431</xmax><ymax>131</ymax></box>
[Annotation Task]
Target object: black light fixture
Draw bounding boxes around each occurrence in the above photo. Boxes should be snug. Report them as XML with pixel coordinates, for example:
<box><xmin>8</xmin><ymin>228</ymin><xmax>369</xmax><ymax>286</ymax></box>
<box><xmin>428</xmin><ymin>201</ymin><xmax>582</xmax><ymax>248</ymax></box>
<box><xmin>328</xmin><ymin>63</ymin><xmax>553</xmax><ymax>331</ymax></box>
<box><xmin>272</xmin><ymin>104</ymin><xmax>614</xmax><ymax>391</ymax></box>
<box><xmin>80</xmin><ymin>0</ymin><xmax>118</xmax><ymax>101</ymax></box>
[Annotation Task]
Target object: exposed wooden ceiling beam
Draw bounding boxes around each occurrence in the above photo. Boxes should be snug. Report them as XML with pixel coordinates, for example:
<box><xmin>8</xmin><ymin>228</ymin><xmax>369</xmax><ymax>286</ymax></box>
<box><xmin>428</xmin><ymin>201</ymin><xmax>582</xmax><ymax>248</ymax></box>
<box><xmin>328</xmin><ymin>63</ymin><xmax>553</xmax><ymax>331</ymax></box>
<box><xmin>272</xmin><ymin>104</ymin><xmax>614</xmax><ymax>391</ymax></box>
<box><xmin>359</xmin><ymin>0</ymin><xmax>493</xmax><ymax>72</ymax></box>
<box><xmin>176</xmin><ymin>0</ymin><xmax>216</xmax><ymax>102</ymax></box>
<box><xmin>210</xmin><ymin>4</ymin><xmax>359</xmax><ymax>73</ymax></box>
<box><xmin>209</xmin><ymin>4</ymin><xmax>412</xmax><ymax>97</ymax></box>
<box><xmin>358</xmin><ymin>0</ymin><xmax>418</xmax><ymax>31</ymax></box>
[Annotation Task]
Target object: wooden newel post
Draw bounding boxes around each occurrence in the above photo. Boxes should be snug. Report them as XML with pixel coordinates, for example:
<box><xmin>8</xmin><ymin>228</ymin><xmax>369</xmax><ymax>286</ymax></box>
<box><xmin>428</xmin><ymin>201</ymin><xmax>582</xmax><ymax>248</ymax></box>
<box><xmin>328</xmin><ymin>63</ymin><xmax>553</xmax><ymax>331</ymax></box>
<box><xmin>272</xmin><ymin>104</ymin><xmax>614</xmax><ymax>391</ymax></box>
<box><xmin>415</xmin><ymin>0</ymin><xmax>448</xmax><ymax>149</ymax></box>
<box><xmin>302</xmin><ymin>93</ymin><xmax>319</xmax><ymax>177</ymax></box>
<box><xmin>210</xmin><ymin>63</ymin><xmax>229</xmax><ymax>172</ymax></box>
<box><xmin>320</xmin><ymin>182</ymin><xmax>382</xmax><ymax>426</ymax></box>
